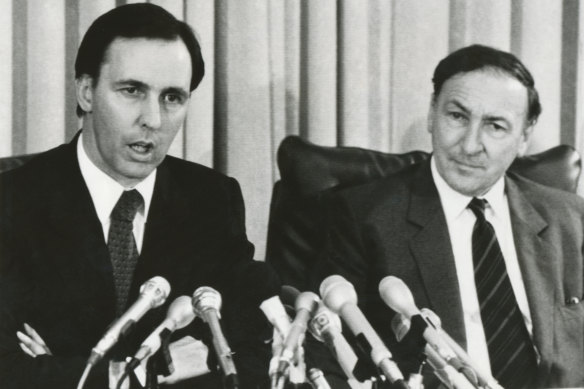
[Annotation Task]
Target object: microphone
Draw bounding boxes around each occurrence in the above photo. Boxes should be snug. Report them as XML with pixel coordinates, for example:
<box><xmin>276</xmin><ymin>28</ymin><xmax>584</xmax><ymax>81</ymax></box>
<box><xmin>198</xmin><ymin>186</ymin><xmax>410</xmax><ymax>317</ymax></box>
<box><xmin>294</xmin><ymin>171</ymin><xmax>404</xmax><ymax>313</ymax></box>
<box><xmin>192</xmin><ymin>286</ymin><xmax>238</xmax><ymax>389</ymax></box>
<box><xmin>379</xmin><ymin>276</ymin><xmax>502</xmax><ymax>389</ymax></box>
<box><xmin>319</xmin><ymin>275</ymin><xmax>407</xmax><ymax>387</ymax></box>
<box><xmin>308</xmin><ymin>301</ymin><xmax>361</xmax><ymax>382</ymax></box>
<box><xmin>273</xmin><ymin>291</ymin><xmax>320</xmax><ymax>388</ymax></box>
<box><xmin>260</xmin><ymin>295</ymin><xmax>292</xmax><ymax>338</ymax></box>
<box><xmin>128</xmin><ymin>295</ymin><xmax>196</xmax><ymax>369</ymax></box>
<box><xmin>88</xmin><ymin>276</ymin><xmax>171</xmax><ymax>365</ymax></box>
<box><xmin>308</xmin><ymin>368</ymin><xmax>332</xmax><ymax>389</ymax></box>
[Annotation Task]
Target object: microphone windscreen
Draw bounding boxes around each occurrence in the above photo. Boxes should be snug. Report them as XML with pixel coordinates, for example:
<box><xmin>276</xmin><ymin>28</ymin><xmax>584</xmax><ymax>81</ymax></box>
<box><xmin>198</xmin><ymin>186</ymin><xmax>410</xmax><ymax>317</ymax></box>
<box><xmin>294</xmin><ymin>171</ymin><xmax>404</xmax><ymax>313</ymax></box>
<box><xmin>378</xmin><ymin>276</ymin><xmax>418</xmax><ymax>318</ymax></box>
<box><xmin>319</xmin><ymin>275</ymin><xmax>358</xmax><ymax>314</ymax></box>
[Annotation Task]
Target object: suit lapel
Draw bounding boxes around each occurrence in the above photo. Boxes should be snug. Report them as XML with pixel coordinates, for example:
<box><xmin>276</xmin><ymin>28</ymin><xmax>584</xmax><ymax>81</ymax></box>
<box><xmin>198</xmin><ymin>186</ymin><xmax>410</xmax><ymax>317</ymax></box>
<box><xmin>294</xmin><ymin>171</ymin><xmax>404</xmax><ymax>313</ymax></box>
<box><xmin>44</xmin><ymin>140</ymin><xmax>115</xmax><ymax>306</ymax></box>
<box><xmin>406</xmin><ymin>162</ymin><xmax>466</xmax><ymax>346</ymax></box>
<box><xmin>506</xmin><ymin>177</ymin><xmax>557</xmax><ymax>376</ymax></box>
<box><xmin>136</xmin><ymin>158</ymin><xmax>193</xmax><ymax>280</ymax></box>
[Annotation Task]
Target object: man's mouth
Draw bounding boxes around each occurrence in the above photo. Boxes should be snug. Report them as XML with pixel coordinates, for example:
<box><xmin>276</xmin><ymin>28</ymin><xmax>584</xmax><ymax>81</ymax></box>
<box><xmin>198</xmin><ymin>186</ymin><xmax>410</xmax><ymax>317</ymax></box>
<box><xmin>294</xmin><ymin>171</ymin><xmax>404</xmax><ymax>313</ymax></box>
<box><xmin>129</xmin><ymin>142</ymin><xmax>154</xmax><ymax>154</ymax></box>
<box><xmin>453</xmin><ymin>158</ymin><xmax>484</xmax><ymax>170</ymax></box>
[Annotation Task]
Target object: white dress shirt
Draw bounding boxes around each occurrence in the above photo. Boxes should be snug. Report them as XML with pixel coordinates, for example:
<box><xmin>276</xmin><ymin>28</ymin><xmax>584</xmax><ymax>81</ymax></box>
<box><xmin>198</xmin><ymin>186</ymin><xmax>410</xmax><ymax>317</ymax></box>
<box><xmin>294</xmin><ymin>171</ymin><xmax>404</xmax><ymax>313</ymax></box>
<box><xmin>77</xmin><ymin>133</ymin><xmax>156</xmax><ymax>253</ymax></box>
<box><xmin>430</xmin><ymin>157</ymin><xmax>534</xmax><ymax>375</ymax></box>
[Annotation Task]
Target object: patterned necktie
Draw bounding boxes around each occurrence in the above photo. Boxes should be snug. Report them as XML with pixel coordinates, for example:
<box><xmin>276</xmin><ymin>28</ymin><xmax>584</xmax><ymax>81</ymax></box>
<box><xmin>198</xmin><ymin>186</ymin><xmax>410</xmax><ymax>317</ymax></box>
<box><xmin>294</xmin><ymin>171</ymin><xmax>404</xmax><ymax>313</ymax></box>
<box><xmin>468</xmin><ymin>197</ymin><xmax>538</xmax><ymax>388</ymax></box>
<box><xmin>108</xmin><ymin>189</ymin><xmax>144</xmax><ymax>316</ymax></box>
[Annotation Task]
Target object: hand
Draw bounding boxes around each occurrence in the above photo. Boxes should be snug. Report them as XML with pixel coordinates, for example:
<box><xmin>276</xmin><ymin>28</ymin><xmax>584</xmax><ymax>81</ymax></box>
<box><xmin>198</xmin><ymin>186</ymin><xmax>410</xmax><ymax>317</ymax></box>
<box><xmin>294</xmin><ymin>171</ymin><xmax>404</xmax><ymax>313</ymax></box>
<box><xmin>16</xmin><ymin>323</ymin><xmax>52</xmax><ymax>357</ymax></box>
<box><xmin>157</xmin><ymin>336</ymin><xmax>211</xmax><ymax>385</ymax></box>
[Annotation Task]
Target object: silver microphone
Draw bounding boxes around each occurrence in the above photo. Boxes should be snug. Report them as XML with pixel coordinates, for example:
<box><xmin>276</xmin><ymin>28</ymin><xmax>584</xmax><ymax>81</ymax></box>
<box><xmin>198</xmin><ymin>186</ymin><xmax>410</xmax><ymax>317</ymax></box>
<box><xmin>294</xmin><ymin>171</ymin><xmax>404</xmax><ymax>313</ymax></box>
<box><xmin>379</xmin><ymin>276</ymin><xmax>502</xmax><ymax>389</ymax></box>
<box><xmin>320</xmin><ymin>275</ymin><xmax>406</xmax><ymax>386</ymax></box>
<box><xmin>88</xmin><ymin>276</ymin><xmax>171</xmax><ymax>365</ymax></box>
<box><xmin>192</xmin><ymin>286</ymin><xmax>239</xmax><ymax>389</ymax></box>
<box><xmin>273</xmin><ymin>291</ymin><xmax>320</xmax><ymax>388</ymax></box>
<box><xmin>308</xmin><ymin>302</ymin><xmax>360</xmax><ymax>382</ymax></box>
<box><xmin>129</xmin><ymin>295</ymin><xmax>196</xmax><ymax>369</ymax></box>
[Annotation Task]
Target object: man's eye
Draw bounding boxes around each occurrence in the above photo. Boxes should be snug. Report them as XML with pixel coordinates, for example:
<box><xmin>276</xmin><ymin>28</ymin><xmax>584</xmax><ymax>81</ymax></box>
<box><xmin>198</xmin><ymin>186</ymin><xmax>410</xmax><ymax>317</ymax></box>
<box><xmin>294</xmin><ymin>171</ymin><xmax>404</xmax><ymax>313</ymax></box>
<box><xmin>121</xmin><ymin>87</ymin><xmax>139</xmax><ymax>95</ymax></box>
<box><xmin>163</xmin><ymin>94</ymin><xmax>185</xmax><ymax>105</ymax></box>
<box><xmin>449</xmin><ymin>111</ymin><xmax>464</xmax><ymax>120</ymax></box>
<box><xmin>491</xmin><ymin>123</ymin><xmax>506</xmax><ymax>131</ymax></box>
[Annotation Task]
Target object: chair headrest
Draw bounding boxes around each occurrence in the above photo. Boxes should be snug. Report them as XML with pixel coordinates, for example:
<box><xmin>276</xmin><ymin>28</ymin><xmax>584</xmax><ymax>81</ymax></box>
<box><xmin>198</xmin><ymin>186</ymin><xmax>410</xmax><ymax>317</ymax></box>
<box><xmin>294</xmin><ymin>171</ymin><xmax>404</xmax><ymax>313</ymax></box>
<box><xmin>277</xmin><ymin>136</ymin><xmax>582</xmax><ymax>194</ymax></box>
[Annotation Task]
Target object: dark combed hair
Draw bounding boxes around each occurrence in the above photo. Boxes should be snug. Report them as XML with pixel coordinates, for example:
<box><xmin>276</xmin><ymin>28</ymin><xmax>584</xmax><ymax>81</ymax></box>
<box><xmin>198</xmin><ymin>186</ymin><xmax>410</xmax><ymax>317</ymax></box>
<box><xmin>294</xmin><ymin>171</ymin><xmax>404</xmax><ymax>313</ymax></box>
<box><xmin>432</xmin><ymin>44</ymin><xmax>541</xmax><ymax>125</ymax></box>
<box><xmin>75</xmin><ymin>3</ymin><xmax>205</xmax><ymax>116</ymax></box>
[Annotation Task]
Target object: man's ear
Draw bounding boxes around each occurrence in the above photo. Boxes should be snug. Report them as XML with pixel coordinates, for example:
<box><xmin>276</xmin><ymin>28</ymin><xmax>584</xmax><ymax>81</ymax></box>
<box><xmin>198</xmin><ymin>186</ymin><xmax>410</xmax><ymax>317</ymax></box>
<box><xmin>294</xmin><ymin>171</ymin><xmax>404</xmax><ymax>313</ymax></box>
<box><xmin>76</xmin><ymin>75</ymin><xmax>94</xmax><ymax>114</ymax></box>
<box><xmin>517</xmin><ymin>123</ymin><xmax>535</xmax><ymax>156</ymax></box>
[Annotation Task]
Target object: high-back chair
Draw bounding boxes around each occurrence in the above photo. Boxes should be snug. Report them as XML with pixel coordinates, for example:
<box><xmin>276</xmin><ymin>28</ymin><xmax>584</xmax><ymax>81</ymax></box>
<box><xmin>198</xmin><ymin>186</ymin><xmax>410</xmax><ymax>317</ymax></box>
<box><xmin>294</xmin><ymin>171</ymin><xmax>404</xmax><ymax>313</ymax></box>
<box><xmin>265</xmin><ymin>135</ymin><xmax>582</xmax><ymax>290</ymax></box>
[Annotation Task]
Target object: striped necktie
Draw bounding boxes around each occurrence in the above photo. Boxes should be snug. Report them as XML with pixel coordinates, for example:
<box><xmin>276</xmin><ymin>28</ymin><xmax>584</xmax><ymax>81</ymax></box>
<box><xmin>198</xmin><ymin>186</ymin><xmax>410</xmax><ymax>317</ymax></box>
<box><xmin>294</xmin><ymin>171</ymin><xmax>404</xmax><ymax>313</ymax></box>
<box><xmin>108</xmin><ymin>189</ymin><xmax>144</xmax><ymax>316</ymax></box>
<box><xmin>468</xmin><ymin>197</ymin><xmax>538</xmax><ymax>388</ymax></box>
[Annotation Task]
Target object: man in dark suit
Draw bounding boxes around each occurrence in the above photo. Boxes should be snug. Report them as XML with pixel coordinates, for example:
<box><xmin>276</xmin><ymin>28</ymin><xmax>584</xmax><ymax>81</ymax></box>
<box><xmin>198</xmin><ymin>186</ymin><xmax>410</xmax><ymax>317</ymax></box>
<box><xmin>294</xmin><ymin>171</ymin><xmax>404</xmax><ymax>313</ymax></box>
<box><xmin>0</xmin><ymin>4</ymin><xmax>278</xmax><ymax>388</ymax></box>
<box><xmin>314</xmin><ymin>45</ymin><xmax>584</xmax><ymax>388</ymax></box>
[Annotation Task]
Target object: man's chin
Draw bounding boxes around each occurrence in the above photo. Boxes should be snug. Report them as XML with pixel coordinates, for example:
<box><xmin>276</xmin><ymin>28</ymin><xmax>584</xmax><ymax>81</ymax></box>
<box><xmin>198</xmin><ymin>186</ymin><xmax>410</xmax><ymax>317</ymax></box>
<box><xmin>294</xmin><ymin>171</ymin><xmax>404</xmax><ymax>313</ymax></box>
<box><xmin>444</xmin><ymin>174</ymin><xmax>489</xmax><ymax>197</ymax></box>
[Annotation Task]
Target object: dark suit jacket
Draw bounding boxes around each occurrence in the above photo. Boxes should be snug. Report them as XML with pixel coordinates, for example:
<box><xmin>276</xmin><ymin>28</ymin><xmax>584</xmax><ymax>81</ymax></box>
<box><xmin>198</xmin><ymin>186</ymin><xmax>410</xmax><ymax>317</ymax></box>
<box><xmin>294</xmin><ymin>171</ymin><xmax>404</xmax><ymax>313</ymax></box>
<box><xmin>0</xmin><ymin>136</ymin><xmax>280</xmax><ymax>388</ymax></box>
<box><xmin>313</xmin><ymin>159</ymin><xmax>584</xmax><ymax>388</ymax></box>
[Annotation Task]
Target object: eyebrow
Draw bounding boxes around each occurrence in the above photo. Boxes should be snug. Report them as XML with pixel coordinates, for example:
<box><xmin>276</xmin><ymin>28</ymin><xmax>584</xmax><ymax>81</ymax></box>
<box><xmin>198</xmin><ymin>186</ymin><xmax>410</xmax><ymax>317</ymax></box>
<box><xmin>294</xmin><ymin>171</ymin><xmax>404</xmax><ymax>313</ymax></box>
<box><xmin>448</xmin><ymin>99</ymin><xmax>511</xmax><ymax>124</ymax></box>
<box><xmin>163</xmin><ymin>87</ymin><xmax>190</xmax><ymax>100</ymax></box>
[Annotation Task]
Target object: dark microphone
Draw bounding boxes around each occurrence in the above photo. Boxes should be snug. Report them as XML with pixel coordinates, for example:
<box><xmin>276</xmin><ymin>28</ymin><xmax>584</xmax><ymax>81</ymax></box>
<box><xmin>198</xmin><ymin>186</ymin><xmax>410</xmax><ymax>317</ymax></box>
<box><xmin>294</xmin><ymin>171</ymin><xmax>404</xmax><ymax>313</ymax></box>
<box><xmin>273</xmin><ymin>291</ymin><xmax>320</xmax><ymax>388</ymax></box>
<box><xmin>192</xmin><ymin>286</ymin><xmax>238</xmax><ymax>389</ymax></box>
<box><xmin>128</xmin><ymin>295</ymin><xmax>196</xmax><ymax>369</ymax></box>
<box><xmin>319</xmin><ymin>275</ymin><xmax>407</xmax><ymax>387</ymax></box>
<box><xmin>379</xmin><ymin>276</ymin><xmax>503</xmax><ymax>389</ymax></box>
<box><xmin>88</xmin><ymin>276</ymin><xmax>171</xmax><ymax>365</ymax></box>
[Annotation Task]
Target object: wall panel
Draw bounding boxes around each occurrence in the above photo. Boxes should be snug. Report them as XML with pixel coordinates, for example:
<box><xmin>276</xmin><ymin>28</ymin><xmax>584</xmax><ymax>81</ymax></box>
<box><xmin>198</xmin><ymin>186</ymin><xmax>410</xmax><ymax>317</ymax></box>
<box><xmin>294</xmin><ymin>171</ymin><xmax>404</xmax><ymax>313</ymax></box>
<box><xmin>391</xmin><ymin>0</ymin><xmax>449</xmax><ymax>153</ymax></box>
<box><xmin>300</xmin><ymin>0</ymin><xmax>337</xmax><ymax>146</ymax></box>
<box><xmin>338</xmin><ymin>0</ymin><xmax>370</xmax><ymax>148</ymax></box>
<box><xmin>0</xmin><ymin>0</ymin><xmax>12</xmax><ymax>157</ymax></box>
<box><xmin>450</xmin><ymin>0</ymin><xmax>512</xmax><ymax>50</ymax></box>
<box><xmin>184</xmin><ymin>0</ymin><xmax>215</xmax><ymax>167</ymax></box>
<box><xmin>367</xmin><ymin>0</ymin><xmax>392</xmax><ymax>152</ymax></box>
<box><xmin>511</xmin><ymin>0</ymin><xmax>563</xmax><ymax>153</ymax></box>
<box><xmin>27</xmin><ymin>0</ymin><xmax>66</xmax><ymax>153</ymax></box>
<box><xmin>215</xmin><ymin>0</ymin><xmax>273</xmax><ymax>259</ymax></box>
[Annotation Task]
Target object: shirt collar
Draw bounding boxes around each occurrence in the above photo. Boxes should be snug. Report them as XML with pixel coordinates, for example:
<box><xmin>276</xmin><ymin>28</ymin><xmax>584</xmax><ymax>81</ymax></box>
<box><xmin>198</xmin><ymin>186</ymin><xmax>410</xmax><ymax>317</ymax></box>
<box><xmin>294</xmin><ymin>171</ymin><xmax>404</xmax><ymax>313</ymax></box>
<box><xmin>431</xmin><ymin>156</ymin><xmax>506</xmax><ymax>221</ymax></box>
<box><xmin>77</xmin><ymin>132</ymin><xmax>156</xmax><ymax>224</ymax></box>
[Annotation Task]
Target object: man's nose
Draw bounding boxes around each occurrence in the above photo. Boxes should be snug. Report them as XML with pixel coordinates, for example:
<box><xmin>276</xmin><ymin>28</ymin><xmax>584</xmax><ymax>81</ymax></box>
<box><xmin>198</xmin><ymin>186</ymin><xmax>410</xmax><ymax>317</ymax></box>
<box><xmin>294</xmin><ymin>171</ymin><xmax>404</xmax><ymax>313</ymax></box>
<box><xmin>139</xmin><ymin>96</ymin><xmax>162</xmax><ymax>130</ymax></box>
<box><xmin>460</xmin><ymin>123</ymin><xmax>483</xmax><ymax>154</ymax></box>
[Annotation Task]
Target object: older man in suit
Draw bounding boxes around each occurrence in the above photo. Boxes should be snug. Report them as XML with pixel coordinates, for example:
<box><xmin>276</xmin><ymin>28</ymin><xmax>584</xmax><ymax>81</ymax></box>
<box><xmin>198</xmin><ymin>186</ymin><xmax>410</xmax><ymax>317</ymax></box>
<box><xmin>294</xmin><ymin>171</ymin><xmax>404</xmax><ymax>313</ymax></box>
<box><xmin>0</xmin><ymin>4</ymin><xmax>278</xmax><ymax>389</ymax></box>
<box><xmin>314</xmin><ymin>45</ymin><xmax>584</xmax><ymax>388</ymax></box>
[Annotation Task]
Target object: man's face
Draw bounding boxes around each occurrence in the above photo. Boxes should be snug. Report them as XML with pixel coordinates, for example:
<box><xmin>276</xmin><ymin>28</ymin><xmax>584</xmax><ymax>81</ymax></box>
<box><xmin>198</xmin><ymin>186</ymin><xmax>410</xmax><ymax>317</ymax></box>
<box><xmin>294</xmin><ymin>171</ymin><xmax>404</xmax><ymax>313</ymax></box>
<box><xmin>78</xmin><ymin>37</ymin><xmax>192</xmax><ymax>187</ymax></box>
<box><xmin>428</xmin><ymin>69</ymin><xmax>533</xmax><ymax>197</ymax></box>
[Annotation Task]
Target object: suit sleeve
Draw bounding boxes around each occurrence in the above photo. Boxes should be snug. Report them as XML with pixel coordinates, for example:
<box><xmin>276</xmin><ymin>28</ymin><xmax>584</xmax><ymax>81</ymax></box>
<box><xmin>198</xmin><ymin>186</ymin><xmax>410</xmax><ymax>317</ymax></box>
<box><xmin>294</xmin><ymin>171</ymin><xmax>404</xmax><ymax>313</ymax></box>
<box><xmin>312</xmin><ymin>191</ymin><xmax>372</xmax><ymax>299</ymax></box>
<box><xmin>0</xmin><ymin>177</ymin><xmax>109</xmax><ymax>389</ymax></box>
<box><xmin>212</xmin><ymin>177</ymin><xmax>281</xmax><ymax>389</ymax></box>
<box><xmin>0</xmin><ymin>271</ymin><xmax>109</xmax><ymax>389</ymax></box>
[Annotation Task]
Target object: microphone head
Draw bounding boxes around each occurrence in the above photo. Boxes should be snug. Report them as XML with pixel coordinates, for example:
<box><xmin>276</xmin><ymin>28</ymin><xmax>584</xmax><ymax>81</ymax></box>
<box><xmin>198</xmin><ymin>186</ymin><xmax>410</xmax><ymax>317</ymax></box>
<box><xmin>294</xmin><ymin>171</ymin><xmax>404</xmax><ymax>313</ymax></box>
<box><xmin>308</xmin><ymin>304</ymin><xmax>342</xmax><ymax>341</ymax></box>
<box><xmin>167</xmin><ymin>295</ymin><xmax>197</xmax><ymax>330</ymax></box>
<box><xmin>378</xmin><ymin>276</ymin><xmax>419</xmax><ymax>318</ymax></box>
<box><xmin>319</xmin><ymin>275</ymin><xmax>357</xmax><ymax>314</ymax></box>
<box><xmin>280</xmin><ymin>285</ymin><xmax>301</xmax><ymax>307</ymax></box>
<box><xmin>192</xmin><ymin>286</ymin><xmax>222</xmax><ymax>317</ymax></box>
<box><xmin>295</xmin><ymin>291</ymin><xmax>320</xmax><ymax>315</ymax></box>
<box><xmin>140</xmin><ymin>276</ymin><xmax>171</xmax><ymax>308</ymax></box>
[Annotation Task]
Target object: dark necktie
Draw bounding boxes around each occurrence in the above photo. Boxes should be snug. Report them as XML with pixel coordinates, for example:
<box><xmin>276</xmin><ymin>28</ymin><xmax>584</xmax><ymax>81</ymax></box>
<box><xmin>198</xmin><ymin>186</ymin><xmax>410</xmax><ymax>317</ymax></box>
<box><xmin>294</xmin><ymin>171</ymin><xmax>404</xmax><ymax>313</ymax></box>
<box><xmin>468</xmin><ymin>197</ymin><xmax>538</xmax><ymax>388</ymax></box>
<box><xmin>108</xmin><ymin>189</ymin><xmax>144</xmax><ymax>316</ymax></box>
